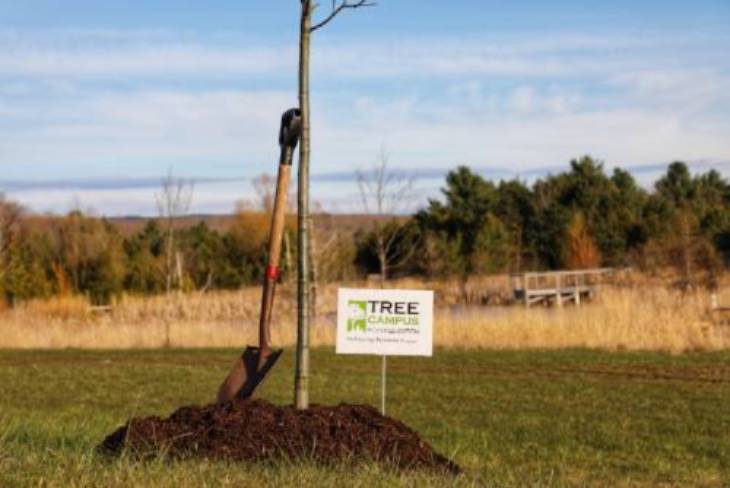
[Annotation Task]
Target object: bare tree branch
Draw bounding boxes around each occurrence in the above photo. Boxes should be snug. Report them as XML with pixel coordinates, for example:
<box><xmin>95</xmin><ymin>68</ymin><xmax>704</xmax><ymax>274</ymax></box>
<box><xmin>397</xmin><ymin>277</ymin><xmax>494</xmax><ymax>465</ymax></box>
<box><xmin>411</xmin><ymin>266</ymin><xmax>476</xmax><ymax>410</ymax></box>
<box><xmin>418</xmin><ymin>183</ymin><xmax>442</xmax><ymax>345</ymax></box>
<box><xmin>356</xmin><ymin>148</ymin><xmax>417</xmax><ymax>285</ymax></box>
<box><xmin>310</xmin><ymin>0</ymin><xmax>376</xmax><ymax>32</ymax></box>
<box><xmin>251</xmin><ymin>172</ymin><xmax>296</xmax><ymax>214</ymax></box>
<box><xmin>155</xmin><ymin>169</ymin><xmax>194</xmax><ymax>295</ymax></box>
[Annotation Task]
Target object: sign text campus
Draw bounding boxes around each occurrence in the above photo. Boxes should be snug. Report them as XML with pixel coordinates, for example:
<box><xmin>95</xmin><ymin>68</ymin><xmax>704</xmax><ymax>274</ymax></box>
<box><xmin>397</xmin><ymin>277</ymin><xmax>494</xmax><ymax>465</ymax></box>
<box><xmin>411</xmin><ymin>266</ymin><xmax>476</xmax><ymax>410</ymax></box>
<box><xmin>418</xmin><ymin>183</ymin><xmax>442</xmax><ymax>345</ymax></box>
<box><xmin>336</xmin><ymin>288</ymin><xmax>433</xmax><ymax>356</ymax></box>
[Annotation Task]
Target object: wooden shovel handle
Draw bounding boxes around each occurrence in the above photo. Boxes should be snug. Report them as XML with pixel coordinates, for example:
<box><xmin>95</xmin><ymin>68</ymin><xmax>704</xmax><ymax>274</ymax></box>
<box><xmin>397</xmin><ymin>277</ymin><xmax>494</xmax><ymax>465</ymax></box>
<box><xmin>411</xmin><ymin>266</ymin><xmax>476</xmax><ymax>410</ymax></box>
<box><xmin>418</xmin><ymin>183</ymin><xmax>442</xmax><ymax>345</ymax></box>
<box><xmin>258</xmin><ymin>148</ymin><xmax>294</xmax><ymax>354</ymax></box>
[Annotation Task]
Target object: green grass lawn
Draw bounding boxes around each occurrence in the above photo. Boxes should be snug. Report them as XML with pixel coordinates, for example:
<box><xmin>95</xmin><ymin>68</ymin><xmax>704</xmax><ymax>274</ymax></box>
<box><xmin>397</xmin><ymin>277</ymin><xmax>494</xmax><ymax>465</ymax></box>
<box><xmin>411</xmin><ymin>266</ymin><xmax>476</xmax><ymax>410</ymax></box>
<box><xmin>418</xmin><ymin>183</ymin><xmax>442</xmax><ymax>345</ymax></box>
<box><xmin>1</xmin><ymin>347</ymin><xmax>728</xmax><ymax>487</ymax></box>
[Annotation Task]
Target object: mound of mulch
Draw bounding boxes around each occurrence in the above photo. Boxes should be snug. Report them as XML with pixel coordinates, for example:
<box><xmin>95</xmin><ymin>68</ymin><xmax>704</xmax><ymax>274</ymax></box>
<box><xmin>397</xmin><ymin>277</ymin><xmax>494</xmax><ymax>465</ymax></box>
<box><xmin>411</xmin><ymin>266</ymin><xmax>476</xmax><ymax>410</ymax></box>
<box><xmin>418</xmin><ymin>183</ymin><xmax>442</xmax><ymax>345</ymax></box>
<box><xmin>99</xmin><ymin>399</ymin><xmax>461</xmax><ymax>475</ymax></box>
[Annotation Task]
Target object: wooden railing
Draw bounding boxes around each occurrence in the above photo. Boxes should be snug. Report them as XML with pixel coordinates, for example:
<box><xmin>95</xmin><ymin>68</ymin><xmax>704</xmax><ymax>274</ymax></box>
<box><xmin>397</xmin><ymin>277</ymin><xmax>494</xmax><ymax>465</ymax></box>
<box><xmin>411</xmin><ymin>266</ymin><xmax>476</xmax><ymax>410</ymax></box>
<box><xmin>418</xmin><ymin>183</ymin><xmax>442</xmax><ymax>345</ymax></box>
<box><xmin>511</xmin><ymin>268</ymin><xmax>614</xmax><ymax>307</ymax></box>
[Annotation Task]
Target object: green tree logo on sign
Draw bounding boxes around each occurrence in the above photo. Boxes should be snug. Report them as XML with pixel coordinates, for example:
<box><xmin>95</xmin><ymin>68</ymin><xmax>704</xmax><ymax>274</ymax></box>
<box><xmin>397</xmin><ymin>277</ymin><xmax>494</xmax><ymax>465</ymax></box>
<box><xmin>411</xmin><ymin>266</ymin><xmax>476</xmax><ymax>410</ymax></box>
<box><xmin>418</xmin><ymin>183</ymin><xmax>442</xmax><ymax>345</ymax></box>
<box><xmin>347</xmin><ymin>300</ymin><xmax>367</xmax><ymax>331</ymax></box>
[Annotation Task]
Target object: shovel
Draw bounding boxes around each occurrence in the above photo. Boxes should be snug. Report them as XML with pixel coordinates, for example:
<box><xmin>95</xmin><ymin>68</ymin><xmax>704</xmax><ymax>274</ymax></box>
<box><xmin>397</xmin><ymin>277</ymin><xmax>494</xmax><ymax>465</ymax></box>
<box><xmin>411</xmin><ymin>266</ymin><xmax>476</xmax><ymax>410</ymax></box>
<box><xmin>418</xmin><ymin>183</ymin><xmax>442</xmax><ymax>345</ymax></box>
<box><xmin>216</xmin><ymin>107</ymin><xmax>301</xmax><ymax>404</ymax></box>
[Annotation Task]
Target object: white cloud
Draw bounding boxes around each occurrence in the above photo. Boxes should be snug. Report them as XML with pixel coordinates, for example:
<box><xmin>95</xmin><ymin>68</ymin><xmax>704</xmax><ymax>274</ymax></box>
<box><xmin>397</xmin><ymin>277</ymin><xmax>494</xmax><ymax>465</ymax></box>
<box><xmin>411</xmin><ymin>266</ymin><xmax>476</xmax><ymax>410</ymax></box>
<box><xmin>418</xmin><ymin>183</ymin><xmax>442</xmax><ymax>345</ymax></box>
<box><xmin>610</xmin><ymin>69</ymin><xmax>730</xmax><ymax>114</ymax></box>
<box><xmin>507</xmin><ymin>86</ymin><xmax>536</xmax><ymax>113</ymax></box>
<box><xmin>0</xmin><ymin>28</ymin><xmax>728</xmax><ymax>215</ymax></box>
<box><xmin>0</xmin><ymin>45</ymin><xmax>297</xmax><ymax>78</ymax></box>
<box><xmin>3</xmin><ymin>84</ymin><xmax>728</xmax><ymax>187</ymax></box>
<box><xmin>0</xmin><ymin>89</ymin><xmax>295</xmax><ymax>172</ymax></box>
<box><xmin>319</xmin><ymin>95</ymin><xmax>730</xmax><ymax>173</ymax></box>
<box><xmin>0</xmin><ymin>29</ymin><xmax>712</xmax><ymax>81</ymax></box>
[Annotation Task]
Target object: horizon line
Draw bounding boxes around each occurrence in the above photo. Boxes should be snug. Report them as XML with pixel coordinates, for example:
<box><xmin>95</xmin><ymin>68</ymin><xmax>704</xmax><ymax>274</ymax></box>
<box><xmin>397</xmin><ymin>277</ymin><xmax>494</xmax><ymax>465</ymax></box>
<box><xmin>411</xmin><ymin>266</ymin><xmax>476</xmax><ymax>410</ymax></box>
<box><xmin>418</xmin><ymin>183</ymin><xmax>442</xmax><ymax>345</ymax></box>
<box><xmin>2</xmin><ymin>159</ymin><xmax>728</xmax><ymax>194</ymax></box>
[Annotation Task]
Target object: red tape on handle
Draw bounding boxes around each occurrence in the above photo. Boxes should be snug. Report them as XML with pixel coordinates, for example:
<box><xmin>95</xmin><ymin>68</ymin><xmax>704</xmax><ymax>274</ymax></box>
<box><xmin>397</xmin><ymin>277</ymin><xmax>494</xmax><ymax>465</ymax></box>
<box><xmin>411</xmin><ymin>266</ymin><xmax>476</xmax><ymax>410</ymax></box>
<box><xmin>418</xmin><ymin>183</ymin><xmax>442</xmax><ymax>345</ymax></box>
<box><xmin>265</xmin><ymin>265</ymin><xmax>280</xmax><ymax>280</ymax></box>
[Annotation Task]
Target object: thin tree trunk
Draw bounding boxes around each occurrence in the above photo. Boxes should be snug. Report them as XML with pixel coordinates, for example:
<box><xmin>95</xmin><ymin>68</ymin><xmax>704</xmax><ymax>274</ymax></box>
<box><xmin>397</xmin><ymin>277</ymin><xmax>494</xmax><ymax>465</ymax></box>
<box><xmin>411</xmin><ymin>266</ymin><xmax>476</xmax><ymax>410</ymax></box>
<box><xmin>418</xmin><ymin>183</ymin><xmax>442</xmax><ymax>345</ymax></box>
<box><xmin>308</xmin><ymin>214</ymin><xmax>319</xmax><ymax>325</ymax></box>
<box><xmin>295</xmin><ymin>0</ymin><xmax>312</xmax><ymax>410</ymax></box>
<box><xmin>165</xmin><ymin>221</ymin><xmax>174</xmax><ymax>295</ymax></box>
<box><xmin>514</xmin><ymin>227</ymin><xmax>523</xmax><ymax>273</ymax></box>
<box><xmin>460</xmin><ymin>273</ymin><xmax>470</xmax><ymax>304</ymax></box>
<box><xmin>378</xmin><ymin>239</ymin><xmax>387</xmax><ymax>289</ymax></box>
<box><xmin>681</xmin><ymin>212</ymin><xmax>693</xmax><ymax>287</ymax></box>
<box><xmin>175</xmin><ymin>250</ymin><xmax>184</xmax><ymax>292</ymax></box>
<box><xmin>284</xmin><ymin>230</ymin><xmax>293</xmax><ymax>285</ymax></box>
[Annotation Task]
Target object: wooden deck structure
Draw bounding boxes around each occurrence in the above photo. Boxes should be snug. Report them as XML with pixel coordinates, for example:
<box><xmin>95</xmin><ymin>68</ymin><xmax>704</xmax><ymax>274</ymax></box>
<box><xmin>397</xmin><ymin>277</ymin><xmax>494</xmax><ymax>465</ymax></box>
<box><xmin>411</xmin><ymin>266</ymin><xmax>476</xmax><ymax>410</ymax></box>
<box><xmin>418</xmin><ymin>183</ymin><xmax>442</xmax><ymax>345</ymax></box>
<box><xmin>511</xmin><ymin>268</ymin><xmax>614</xmax><ymax>307</ymax></box>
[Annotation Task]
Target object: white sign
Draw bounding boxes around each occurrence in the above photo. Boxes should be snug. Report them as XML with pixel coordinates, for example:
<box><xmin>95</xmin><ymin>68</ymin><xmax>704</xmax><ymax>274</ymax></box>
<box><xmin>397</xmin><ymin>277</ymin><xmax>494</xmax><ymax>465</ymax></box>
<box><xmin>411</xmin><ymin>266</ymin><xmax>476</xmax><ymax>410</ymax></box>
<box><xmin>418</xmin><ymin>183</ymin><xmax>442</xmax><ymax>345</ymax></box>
<box><xmin>336</xmin><ymin>288</ymin><xmax>433</xmax><ymax>357</ymax></box>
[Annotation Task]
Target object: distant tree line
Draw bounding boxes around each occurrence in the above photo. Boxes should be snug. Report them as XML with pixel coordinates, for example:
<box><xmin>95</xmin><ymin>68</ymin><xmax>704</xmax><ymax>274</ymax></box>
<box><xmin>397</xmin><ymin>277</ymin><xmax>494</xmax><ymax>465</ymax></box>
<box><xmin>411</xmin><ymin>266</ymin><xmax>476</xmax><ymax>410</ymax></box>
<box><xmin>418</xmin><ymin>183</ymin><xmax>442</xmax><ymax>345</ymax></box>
<box><xmin>0</xmin><ymin>157</ymin><xmax>727</xmax><ymax>305</ymax></box>
<box><xmin>356</xmin><ymin>157</ymin><xmax>728</xmax><ymax>289</ymax></box>
<box><xmin>0</xmin><ymin>207</ymin><xmax>297</xmax><ymax>305</ymax></box>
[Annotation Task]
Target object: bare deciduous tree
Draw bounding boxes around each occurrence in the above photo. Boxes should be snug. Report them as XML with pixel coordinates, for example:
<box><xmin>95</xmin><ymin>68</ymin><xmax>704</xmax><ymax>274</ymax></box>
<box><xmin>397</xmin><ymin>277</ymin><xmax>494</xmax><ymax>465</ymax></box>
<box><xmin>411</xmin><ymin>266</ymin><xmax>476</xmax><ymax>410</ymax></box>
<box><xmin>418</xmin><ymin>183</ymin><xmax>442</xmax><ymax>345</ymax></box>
<box><xmin>155</xmin><ymin>170</ymin><xmax>194</xmax><ymax>295</ymax></box>
<box><xmin>253</xmin><ymin>173</ymin><xmax>276</xmax><ymax>212</ymax></box>
<box><xmin>307</xmin><ymin>202</ymin><xmax>337</xmax><ymax>326</ymax></box>
<box><xmin>357</xmin><ymin>148</ymin><xmax>417</xmax><ymax>287</ymax></box>
<box><xmin>252</xmin><ymin>172</ymin><xmax>296</xmax><ymax>214</ymax></box>
<box><xmin>295</xmin><ymin>0</ymin><xmax>375</xmax><ymax>409</ymax></box>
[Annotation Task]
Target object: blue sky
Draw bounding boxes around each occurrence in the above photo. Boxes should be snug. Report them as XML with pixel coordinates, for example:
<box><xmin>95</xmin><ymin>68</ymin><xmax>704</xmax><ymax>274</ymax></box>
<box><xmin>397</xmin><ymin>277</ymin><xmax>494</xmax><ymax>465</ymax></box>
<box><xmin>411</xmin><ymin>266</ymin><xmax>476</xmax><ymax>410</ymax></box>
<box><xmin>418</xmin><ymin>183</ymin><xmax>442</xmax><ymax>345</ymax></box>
<box><xmin>1</xmin><ymin>1</ymin><xmax>729</xmax><ymax>215</ymax></box>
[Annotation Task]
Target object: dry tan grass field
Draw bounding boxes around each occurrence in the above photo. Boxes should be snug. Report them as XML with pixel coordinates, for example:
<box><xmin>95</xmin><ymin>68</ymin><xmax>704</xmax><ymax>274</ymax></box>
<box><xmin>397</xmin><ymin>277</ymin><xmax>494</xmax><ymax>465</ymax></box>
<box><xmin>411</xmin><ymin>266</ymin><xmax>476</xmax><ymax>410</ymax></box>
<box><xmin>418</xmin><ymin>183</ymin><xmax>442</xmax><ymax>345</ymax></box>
<box><xmin>1</xmin><ymin>274</ymin><xmax>728</xmax><ymax>353</ymax></box>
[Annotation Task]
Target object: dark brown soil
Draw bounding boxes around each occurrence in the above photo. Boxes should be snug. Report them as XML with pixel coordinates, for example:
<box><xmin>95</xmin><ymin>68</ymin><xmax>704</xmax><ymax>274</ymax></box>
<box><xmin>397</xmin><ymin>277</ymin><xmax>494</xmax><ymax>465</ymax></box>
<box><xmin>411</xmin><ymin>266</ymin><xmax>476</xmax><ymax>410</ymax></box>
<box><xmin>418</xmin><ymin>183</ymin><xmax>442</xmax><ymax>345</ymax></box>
<box><xmin>99</xmin><ymin>399</ymin><xmax>460</xmax><ymax>475</ymax></box>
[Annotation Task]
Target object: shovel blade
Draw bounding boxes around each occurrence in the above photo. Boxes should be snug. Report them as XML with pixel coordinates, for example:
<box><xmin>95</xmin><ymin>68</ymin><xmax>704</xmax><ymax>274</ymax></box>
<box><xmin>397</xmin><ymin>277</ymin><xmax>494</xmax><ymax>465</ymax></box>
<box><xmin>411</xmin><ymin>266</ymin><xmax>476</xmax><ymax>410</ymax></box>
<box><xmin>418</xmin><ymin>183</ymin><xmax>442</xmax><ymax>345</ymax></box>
<box><xmin>216</xmin><ymin>347</ymin><xmax>283</xmax><ymax>404</ymax></box>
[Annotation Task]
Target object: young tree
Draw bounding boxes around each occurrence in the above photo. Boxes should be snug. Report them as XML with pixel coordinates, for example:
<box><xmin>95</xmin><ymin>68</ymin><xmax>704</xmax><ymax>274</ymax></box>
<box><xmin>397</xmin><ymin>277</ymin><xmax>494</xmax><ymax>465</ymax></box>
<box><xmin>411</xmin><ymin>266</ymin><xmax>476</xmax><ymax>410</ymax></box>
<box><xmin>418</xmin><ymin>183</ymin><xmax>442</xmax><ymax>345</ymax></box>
<box><xmin>564</xmin><ymin>212</ymin><xmax>601</xmax><ymax>269</ymax></box>
<box><xmin>251</xmin><ymin>172</ymin><xmax>296</xmax><ymax>214</ymax></box>
<box><xmin>155</xmin><ymin>170</ymin><xmax>194</xmax><ymax>295</ymax></box>
<box><xmin>295</xmin><ymin>0</ymin><xmax>375</xmax><ymax>409</ymax></box>
<box><xmin>356</xmin><ymin>149</ymin><xmax>416</xmax><ymax>287</ymax></box>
